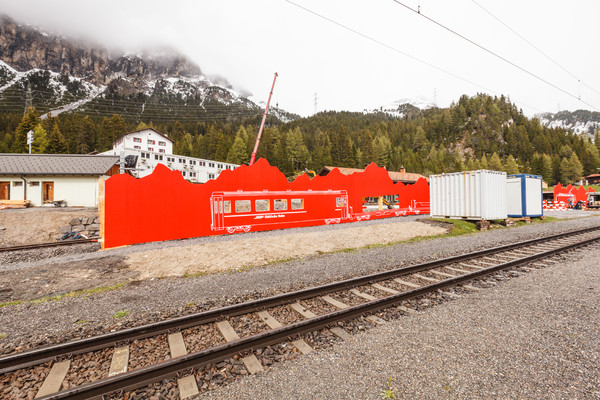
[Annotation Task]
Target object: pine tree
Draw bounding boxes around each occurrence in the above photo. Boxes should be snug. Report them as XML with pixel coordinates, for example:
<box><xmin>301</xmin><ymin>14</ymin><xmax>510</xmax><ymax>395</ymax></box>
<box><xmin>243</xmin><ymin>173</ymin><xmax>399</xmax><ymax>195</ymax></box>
<box><xmin>31</xmin><ymin>123</ymin><xmax>48</xmax><ymax>153</ymax></box>
<box><xmin>47</xmin><ymin>123</ymin><xmax>67</xmax><ymax>153</ymax></box>
<box><xmin>226</xmin><ymin>135</ymin><xmax>249</xmax><ymax>164</ymax></box>
<box><xmin>136</xmin><ymin>121</ymin><xmax>149</xmax><ymax>130</ymax></box>
<box><xmin>479</xmin><ymin>154</ymin><xmax>489</xmax><ymax>169</ymax></box>
<box><xmin>503</xmin><ymin>155</ymin><xmax>519</xmax><ymax>174</ymax></box>
<box><xmin>373</xmin><ymin>135</ymin><xmax>392</xmax><ymax>167</ymax></box>
<box><xmin>12</xmin><ymin>107</ymin><xmax>41</xmax><ymax>153</ymax></box>
<box><xmin>286</xmin><ymin>127</ymin><xmax>311</xmax><ymax>172</ymax></box>
<box><xmin>489</xmin><ymin>152</ymin><xmax>503</xmax><ymax>171</ymax></box>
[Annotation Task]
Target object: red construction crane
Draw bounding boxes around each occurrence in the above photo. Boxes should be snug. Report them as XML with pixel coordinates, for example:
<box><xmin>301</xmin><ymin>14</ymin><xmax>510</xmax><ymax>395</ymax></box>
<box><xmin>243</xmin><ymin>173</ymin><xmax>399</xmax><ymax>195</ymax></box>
<box><xmin>249</xmin><ymin>72</ymin><xmax>278</xmax><ymax>165</ymax></box>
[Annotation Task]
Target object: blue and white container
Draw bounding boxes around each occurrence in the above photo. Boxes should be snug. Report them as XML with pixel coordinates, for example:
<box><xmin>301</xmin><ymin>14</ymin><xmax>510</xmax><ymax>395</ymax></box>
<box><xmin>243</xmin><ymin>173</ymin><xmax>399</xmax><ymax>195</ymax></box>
<box><xmin>429</xmin><ymin>170</ymin><xmax>507</xmax><ymax>220</ymax></box>
<box><xmin>506</xmin><ymin>174</ymin><xmax>543</xmax><ymax>218</ymax></box>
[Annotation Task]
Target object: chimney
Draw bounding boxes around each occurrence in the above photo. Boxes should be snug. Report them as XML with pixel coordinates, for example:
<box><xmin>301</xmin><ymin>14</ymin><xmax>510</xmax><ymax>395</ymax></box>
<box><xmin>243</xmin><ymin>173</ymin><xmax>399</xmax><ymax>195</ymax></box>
<box><xmin>400</xmin><ymin>165</ymin><xmax>406</xmax><ymax>173</ymax></box>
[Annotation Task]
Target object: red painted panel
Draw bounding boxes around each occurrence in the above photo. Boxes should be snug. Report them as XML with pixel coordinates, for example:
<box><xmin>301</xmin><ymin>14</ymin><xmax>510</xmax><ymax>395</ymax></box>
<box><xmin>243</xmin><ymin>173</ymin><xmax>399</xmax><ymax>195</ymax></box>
<box><xmin>553</xmin><ymin>183</ymin><xmax>593</xmax><ymax>205</ymax></box>
<box><xmin>103</xmin><ymin>159</ymin><xmax>430</xmax><ymax>248</ymax></box>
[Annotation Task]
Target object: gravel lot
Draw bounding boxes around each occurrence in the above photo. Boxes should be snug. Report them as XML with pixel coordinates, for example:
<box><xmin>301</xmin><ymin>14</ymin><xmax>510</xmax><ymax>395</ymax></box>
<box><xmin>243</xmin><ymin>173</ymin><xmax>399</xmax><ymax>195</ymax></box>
<box><xmin>198</xmin><ymin>244</ymin><xmax>600</xmax><ymax>400</ymax></box>
<box><xmin>0</xmin><ymin>215</ymin><xmax>599</xmax><ymax>399</ymax></box>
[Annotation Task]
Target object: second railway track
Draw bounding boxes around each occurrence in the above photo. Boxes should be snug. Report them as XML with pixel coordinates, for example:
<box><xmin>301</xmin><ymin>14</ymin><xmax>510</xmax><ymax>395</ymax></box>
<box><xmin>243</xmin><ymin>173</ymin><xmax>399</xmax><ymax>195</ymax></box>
<box><xmin>2</xmin><ymin>224</ymin><xmax>600</xmax><ymax>399</ymax></box>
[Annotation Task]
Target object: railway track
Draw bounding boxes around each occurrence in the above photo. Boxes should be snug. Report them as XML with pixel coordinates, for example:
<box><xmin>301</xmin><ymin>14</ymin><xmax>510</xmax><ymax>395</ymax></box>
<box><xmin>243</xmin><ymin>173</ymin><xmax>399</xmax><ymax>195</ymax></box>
<box><xmin>0</xmin><ymin>238</ymin><xmax>98</xmax><ymax>253</ymax></box>
<box><xmin>2</xmin><ymin>225</ymin><xmax>600</xmax><ymax>399</ymax></box>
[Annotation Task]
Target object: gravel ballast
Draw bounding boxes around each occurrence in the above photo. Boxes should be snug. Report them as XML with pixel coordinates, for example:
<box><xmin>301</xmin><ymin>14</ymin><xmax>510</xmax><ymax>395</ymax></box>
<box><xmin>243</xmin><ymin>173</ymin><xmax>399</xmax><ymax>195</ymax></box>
<box><xmin>1</xmin><ymin>216</ymin><xmax>600</xmax><ymax>354</ymax></box>
<box><xmin>199</xmin><ymin>245</ymin><xmax>600</xmax><ymax>399</ymax></box>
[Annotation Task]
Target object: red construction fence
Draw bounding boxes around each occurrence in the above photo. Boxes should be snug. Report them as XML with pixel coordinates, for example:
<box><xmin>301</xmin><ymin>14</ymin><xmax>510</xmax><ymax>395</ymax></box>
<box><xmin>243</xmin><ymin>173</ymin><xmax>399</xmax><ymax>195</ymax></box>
<box><xmin>101</xmin><ymin>159</ymin><xmax>430</xmax><ymax>249</ymax></box>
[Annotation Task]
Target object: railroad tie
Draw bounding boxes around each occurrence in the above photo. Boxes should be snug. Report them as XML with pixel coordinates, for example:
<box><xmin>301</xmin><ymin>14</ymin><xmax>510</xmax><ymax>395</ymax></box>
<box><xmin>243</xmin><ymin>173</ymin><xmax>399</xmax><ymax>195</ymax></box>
<box><xmin>289</xmin><ymin>302</ymin><xmax>317</xmax><ymax>319</ymax></box>
<box><xmin>289</xmin><ymin>302</ymin><xmax>350</xmax><ymax>341</ymax></box>
<box><xmin>108</xmin><ymin>346</ymin><xmax>130</xmax><ymax>377</ymax></box>
<box><xmin>35</xmin><ymin>360</ymin><xmax>70</xmax><ymax>398</ymax></box>
<box><xmin>216</xmin><ymin>320</ymin><xmax>264</xmax><ymax>375</ymax></box>
<box><xmin>167</xmin><ymin>332</ymin><xmax>199</xmax><ymax>399</ymax></box>
<box><xmin>373</xmin><ymin>283</ymin><xmax>401</xmax><ymax>294</ymax></box>
<box><xmin>447</xmin><ymin>266</ymin><xmax>474</xmax><ymax>274</ymax></box>
<box><xmin>391</xmin><ymin>279</ymin><xmax>419</xmax><ymax>289</ymax></box>
<box><xmin>321</xmin><ymin>295</ymin><xmax>349</xmax><ymax>309</ymax></box>
<box><xmin>349</xmin><ymin>288</ymin><xmax>377</xmax><ymax>301</ymax></box>
<box><xmin>429</xmin><ymin>270</ymin><xmax>456</xmax><ymax>278</ymax></box>
<box><xmin>457</xmin><ymin>263</ymin><xmax>483</xmax><ymax>270</ymax></box>
<box><xmin>257</xmin><ymin>311</ymin><xmax>313</xmax><ymax>355</ymax></box>
<box><xmin>412</xmin><ymin>273</ymin><xmax>439</xmax><ymax>283</ymax></box>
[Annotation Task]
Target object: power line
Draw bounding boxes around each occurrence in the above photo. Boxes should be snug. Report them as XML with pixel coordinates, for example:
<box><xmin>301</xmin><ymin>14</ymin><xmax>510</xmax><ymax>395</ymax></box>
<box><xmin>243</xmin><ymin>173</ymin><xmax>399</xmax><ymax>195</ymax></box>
<box><xmin>470</xmin><ymin>0</ymin><xmax>600</xmax><ymax>100</ymax></box>
<box><xmin>284</xmin><ymin>0</ymin><xmax>540</xmax><ymax>112</ymax></box>
<box><xmin>390</xmin><ymin>0</ymin><xmax>600</xmax><ymax>111</ymax></box>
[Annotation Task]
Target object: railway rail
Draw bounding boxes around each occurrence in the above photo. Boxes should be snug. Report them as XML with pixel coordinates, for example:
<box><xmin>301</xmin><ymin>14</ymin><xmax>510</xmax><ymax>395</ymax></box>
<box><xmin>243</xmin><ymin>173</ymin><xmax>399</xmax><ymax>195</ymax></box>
<box><xmin>2</xmin><ymin>225</ymin><xmax>600</xmax><ymax>399</ymax></box>
<box><xmin>0</xmin><ymin>238</ymin><xmax>98</xmax><ymax>253</ymax></box>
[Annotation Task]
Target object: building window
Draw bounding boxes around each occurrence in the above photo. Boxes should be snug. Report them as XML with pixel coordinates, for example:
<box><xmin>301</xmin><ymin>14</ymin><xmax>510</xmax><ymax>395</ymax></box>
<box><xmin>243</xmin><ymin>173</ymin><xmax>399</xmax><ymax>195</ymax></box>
<box><xmin>190</xmin><ymin>172</ymin><xmax>196</xmax><ymax>178</ymax></box>
<box><xmin>159</xmin><ymin>141</ymin><xmax>166</xmax><ymax>146</ymax></box>
<box><xmin>190</xmin><ymin>160</ymin><xmax>196</xmax><ymax>165</ymax></box>
<box><xmin>159</xmin><ymin>149</ymin><xmax>165</xmax><ymax>153</ymax></box>
<box><xmin>209</xmin><ymin>162</ymin><xmax>215</xmax><ymax>168</ymax></box>
<box><xmin>148</xmin><ymin>148</ymin><xmax>154</xmax><ymax>152</ymax></box>
<box><xmin>218</xmin><ymin>164</ymin><xmax>223</xmax><ymax>169</ymax></box>
<box><xmin>208</xmin><ymin>173</ymin><xmax>215</xmax><ymax>179</ymax></box>
<box><xmin>134</xmin><ymin>145</ymin><xmax>141</xmax><ymax>150</ymax></box>
<box><xmin>148</xmin><ymin>139</ymin><xmax>155</xmax><ymax>144</ymax></box>
<box><xmin>29</xmin><ymin>181</ymin><xmax>40</xmax><ymax>187</ymax></box>
<box><xmin>179</xmin><ymin>159</ymin><xmax>186</xmax><ymax>164</ymax></box>
<box><xmin>199</xmin><ymin>161</ymin><xmax>205</xmax><ymax>166</ymax></box>
<box><xmin>13</xmin><ymin>181</ymin><xmax>23</xmax><ymax>187</ymax></box>
<box><xmin>182</xmin><ymin>171</ymin><xmax>186</xmax><ymax>177</ymax></box>
<box><xmin>133</xmin><ymin>137</ymin><xmax>142</xmax><ymax>143</ymax></box>
<box><xmin>155</xmin><ymin>155</ymin><xmax>163</xmax><ymax>160</ymax></box>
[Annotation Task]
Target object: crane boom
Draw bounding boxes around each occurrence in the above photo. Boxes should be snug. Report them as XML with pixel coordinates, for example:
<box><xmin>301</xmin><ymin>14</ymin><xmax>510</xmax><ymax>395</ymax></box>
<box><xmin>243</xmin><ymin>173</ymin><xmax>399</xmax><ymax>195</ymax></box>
<box><xmin>249</xmin><ymin>72</ymin><xmax>278</xmax><ymax>165</ymax></box>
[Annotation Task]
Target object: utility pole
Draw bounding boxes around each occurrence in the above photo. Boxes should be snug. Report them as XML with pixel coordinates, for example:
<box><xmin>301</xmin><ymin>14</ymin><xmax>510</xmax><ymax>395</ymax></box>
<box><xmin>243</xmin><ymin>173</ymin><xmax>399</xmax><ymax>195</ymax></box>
<box><xmin>24</xmin><ymin>82</ymin><xmax>32</xmax><ymax>116</ymax></box>
<box><xmin>314</xmin><ymin>93</ymin><xmax>318</xmax><ymax>115</ymax></box>
<box><xmin>249</xmin><ymin>72</ymin><xmax>278</xmax><ymax>166</ymax></box>
<box><xmin>433</xmin><ymin>88</ymin><xmax>437</xmax><ymax>107</ymax></box>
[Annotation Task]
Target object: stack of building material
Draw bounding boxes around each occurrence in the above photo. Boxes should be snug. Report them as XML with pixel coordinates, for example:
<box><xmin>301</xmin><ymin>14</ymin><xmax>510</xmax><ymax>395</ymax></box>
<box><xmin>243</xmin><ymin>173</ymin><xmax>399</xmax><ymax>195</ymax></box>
<box><xmin>0</xmin><ymin>200</ymin><xmax>31</xmax><ymax>209</ymax></box>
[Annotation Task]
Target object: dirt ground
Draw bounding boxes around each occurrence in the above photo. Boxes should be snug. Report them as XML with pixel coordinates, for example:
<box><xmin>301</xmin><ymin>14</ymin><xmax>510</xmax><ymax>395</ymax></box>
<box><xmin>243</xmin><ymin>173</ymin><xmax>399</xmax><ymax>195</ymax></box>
<box><xmin>124</xmin><ymin>221</ymin><xmax>447</xmax><ymax>279</ymax></box>
<box><xmin>0</xmin><ymin>208</ymin><xmax>98</xmax><ymax>246</ymax></box>
<box><xmin>1</xmin><ymin>213</ymin><xmax>447</xmax><ymax>302</ymax></box>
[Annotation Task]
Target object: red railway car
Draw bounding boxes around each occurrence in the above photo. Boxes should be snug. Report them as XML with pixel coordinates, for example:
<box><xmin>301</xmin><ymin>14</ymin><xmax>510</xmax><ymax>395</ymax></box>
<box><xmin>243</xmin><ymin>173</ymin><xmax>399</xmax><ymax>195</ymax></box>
<box><xmin>211</xmin><ymin>190</ymin><xmax>350</xmax><ymax>233</ymax></box>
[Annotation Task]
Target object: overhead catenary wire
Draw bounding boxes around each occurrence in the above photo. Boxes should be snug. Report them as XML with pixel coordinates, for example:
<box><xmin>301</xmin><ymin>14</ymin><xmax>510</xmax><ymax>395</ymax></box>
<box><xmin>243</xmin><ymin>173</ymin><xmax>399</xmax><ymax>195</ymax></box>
<box><xmin>284</xmin><ymin>0</ymin><xmax>540</xmax><ymax>112</ymax></box>
<box><xmin>390</xmin><ymin>0</ymin><xmax>600</xmax><ymax>112</ymax></box>
<box><xmin>470</xmin><ymin>0</ymin><xmax>600</xmax><ymax>100</ymax></box>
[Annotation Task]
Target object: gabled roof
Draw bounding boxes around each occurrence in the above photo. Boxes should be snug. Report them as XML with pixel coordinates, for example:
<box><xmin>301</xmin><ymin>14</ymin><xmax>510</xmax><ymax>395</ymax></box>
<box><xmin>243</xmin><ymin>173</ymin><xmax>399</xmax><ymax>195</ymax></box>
<box><xmin>0</xmin><ymin>154</ymin><xmax>120</xmax><ymax>176</ymax></box>
<box><xmin>113</xmin><ymin>128</ymin><xmax>173</xmax><ymax>145</ymax></box>
<box><xmin>318</xmin><ymin>166</ymin><xmax>426</xmax><ymax>184</ymax></box>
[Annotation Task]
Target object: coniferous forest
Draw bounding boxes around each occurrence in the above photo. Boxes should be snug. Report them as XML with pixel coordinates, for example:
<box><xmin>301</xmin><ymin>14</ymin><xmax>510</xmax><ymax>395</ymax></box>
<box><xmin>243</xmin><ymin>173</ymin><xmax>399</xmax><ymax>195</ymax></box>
<box><xmin>1</xmin><ymin>93</ymin><xmax>599</xmax><ymax>185</ymax></box>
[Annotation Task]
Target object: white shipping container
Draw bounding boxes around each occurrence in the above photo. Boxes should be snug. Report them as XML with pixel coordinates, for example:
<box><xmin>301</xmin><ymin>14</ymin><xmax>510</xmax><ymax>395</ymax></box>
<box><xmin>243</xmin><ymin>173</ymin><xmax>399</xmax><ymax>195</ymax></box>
<box><xmin>429</xmin><ymin>170</ymin><xmax>507</xmax><ymax>220</ymax></box>
<box><xmin>506</xmin><ymin>174</ymin><xmax>543</xmax><ymax>218</ymax></box>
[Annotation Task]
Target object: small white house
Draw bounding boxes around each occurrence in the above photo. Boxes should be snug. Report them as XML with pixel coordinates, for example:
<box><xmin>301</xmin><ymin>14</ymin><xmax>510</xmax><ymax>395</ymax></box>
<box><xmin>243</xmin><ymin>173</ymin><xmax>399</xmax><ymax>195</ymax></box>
<box><xmin>101</xmin><ymin>128</ymin><xmax>239</xmax><ymax>182</ymax></box>
<box><xmin>0</xmin><ymin>154</ymin><xmax>120</xmax><ymax>207</ymax></box>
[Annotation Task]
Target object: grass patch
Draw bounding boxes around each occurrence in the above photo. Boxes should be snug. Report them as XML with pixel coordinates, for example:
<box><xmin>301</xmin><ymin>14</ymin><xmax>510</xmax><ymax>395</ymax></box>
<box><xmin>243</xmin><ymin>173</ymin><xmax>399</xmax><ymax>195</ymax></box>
<box><xmin>113</xmin><ymin>310</ymin><xmax>130</xmax><ymax>319</ymax></box>
<box><xmin>0</xmin><ymin>333</ymin><xmax>7</xmax><ymax>340</ymax></box>
<box><xmin>430</xmin><ymin>218</ymin><xmax>478</xmax><ymax>236</ymax></box>
<box><xmin>0</xmin><ymin>282</ymin><xmax>128</xmax><ymax>308</ymax></box>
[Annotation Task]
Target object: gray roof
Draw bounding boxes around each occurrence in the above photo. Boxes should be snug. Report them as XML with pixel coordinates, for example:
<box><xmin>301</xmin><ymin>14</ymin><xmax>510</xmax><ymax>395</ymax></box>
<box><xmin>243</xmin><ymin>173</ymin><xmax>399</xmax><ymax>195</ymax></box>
<box><xmin>0</xmin><ymin>154</ymin><xmax>120</xmax><ymax>176</ymax></box>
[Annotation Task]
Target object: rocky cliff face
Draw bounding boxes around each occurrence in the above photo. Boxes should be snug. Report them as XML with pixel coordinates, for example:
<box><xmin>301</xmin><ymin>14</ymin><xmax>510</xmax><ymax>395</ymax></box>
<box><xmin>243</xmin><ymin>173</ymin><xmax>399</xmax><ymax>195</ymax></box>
<box><xmin>0</xmin><ymin>15</ymin><xmax>201</xmax><ymax>85</ymax></box>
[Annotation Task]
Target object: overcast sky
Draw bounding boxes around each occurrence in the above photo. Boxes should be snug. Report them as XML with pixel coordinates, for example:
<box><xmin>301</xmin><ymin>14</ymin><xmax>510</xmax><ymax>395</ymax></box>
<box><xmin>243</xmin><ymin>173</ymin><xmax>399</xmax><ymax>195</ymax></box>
<box><xmin>1</xmin><ymin>0</ymin><xmax>599</xmax><ymax>117</ymax></box>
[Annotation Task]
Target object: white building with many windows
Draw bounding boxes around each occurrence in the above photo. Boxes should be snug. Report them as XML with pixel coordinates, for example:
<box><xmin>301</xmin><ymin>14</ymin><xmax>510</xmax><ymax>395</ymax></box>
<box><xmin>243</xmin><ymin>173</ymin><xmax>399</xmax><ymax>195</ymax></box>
<box><xmin>102</xmin><ymin>128</ymin><xmax>239</xmax><ymax>182</ymax></box>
